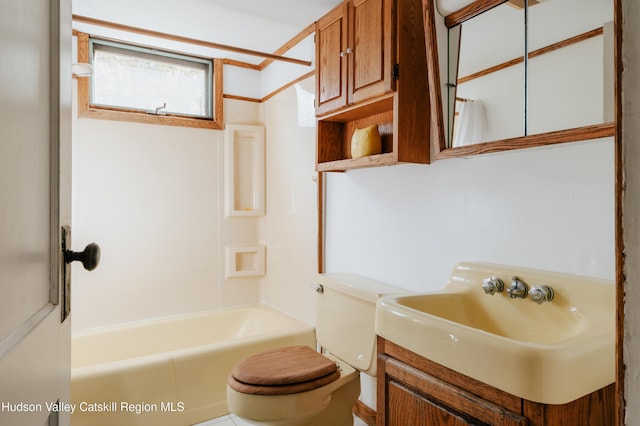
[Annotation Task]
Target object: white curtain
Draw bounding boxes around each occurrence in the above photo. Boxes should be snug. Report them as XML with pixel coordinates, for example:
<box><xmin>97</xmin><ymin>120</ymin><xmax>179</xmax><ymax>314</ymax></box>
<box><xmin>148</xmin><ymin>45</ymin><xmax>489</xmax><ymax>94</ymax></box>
<box><xmin>453</xmin><ymin>100</ymin><xmax>487</xmax><ymax>147</ymax></box>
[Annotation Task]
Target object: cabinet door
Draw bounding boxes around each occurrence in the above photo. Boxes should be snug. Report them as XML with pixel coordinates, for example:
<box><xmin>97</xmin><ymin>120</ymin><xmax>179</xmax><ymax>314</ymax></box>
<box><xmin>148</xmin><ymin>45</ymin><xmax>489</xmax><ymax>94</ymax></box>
<box><xmin>316</xmin><ymin>2</ymin><xmax>348</xmax><ymax>115</ymax></box>
<box><xmin>348</xmin><ymin>0</ymin><xmax>394</xmax><ymax>104</ymax></box>
<box><xmin>382</xmin><ymin>357</ymin><xmax>528</xmax><ymax>426</ymax></box>
<box><xmin>388</xmin><ymin>380</ymin><xmax>487</xmax><ymax>426</ymax></box>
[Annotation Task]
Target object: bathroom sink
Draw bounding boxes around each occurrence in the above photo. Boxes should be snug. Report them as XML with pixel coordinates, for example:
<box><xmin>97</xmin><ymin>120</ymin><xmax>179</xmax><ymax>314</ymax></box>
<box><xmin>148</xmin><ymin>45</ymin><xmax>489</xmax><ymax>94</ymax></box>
<box><xmin>375</xmin><ymin>262</ymin><xmax>615</xmax><ymax>404</ymax></box>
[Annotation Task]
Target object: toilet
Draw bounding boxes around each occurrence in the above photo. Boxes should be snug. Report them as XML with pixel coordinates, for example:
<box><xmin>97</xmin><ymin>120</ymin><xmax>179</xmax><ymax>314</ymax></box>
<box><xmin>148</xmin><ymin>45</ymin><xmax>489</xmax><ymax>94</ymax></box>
<box><xmin>226</xmin><ymin>273</ymin><xmax>404</xmax><ymax>425</ymax></box>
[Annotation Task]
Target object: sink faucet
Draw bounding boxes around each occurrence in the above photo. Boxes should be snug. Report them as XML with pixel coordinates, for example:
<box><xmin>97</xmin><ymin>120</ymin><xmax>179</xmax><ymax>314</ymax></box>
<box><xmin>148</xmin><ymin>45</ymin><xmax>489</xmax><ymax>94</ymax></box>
<box><xmin>481</xmin><ymin>276</ymin><xmax>504</xmax><ymax>295</ymax></box>
<box><xmin>507</xmin><ymin>276</ymin><xmax>529</xmax><ymax>299</ymax></box>
<box><xmin>529</xmin><ymin>285</ymin><xmax>554</xmax><ymax>304</ymax></box>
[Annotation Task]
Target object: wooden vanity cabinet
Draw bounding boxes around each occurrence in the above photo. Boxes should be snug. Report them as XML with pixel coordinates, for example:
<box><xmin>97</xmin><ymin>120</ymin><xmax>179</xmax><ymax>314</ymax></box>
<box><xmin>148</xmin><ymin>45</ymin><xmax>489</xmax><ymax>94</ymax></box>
<box><xmin>315</xmin><ymin>0</ymin><xmax>430</xmax><ymax>171</ymax></box>
<box><xmin>377</xmin><ymin>337</ymin><xmax>615</xmax><ymax>426</ymax></box>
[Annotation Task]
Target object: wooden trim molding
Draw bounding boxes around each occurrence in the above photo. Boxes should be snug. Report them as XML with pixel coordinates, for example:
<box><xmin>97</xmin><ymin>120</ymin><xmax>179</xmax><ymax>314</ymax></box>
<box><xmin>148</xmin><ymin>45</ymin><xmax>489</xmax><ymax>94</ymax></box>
<box><xmin>258</xmin><ymin>22</ymin><xmax>317</xmax><ymax>70</ymax></box>
<box><xmin>613</xmin><ymin>0</ymin><xmax>623</xmax><ymax>422</ymax></box>
<box><xmin>435</xmin><ymin>123</ymin><xmax>615</xmax><ymax>159</ymax></box>
<box><xmin>317</xmin><ymin>172</ymin><xmax>325</xmax><ymax>274</ymax></box>
<box><xmin>72</xmin><ymin>14</ymin><xmax>312</xmax><ymax>67</ymax></box>
<box><xmin>223</xmin><ymin>58</ymin><xmax>261</xmax><ymax>71</ymax></box>
<box><xmin>445</xmin><ymin>0</ymin><xmax>507</xmax><ymax>28</ymax></box>
<box><xmin>353</xmin><ymin>400</ymin><xmax>376</xmax><ymax>426</ymax></box>
<box><xmin>76</xmin><ymin>32</ymin><xmax>90</xmax><ymax>114</ymax></box>
<box><xmin>213</xmin><ymin>58</ymin><xmax>224</xmax><ymax>126</ymax></box>
<box><xmin>423</xmin><ymin>0</ymin><xmax>446</xmax><ymax>162</ymax></box>
<box><xmin>223</xmin><ymin>94</ymin><xmax>261</xmax><ymax>103</ymax></box>
<box><xmin>77</xmin><ymin>106</ymin><xmax>225</xmax><ymax>130</ymax></box>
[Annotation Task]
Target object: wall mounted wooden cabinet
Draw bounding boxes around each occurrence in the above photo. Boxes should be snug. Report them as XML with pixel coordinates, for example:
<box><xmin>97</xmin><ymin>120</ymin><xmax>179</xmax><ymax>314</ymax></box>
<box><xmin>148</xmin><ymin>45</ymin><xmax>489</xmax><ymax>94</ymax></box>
<box><xmin>315</xmin><ymin>0</ymin><xmax>430</xmax><ymax>172</ymax></box>
<box><xmin>377</xmin><ymin>337</ymin><xmax>615</xmax><ymax>426</ymax></box>
<box><xmin>315</xmin><ymin>0</ymin><xmax>394</xmax><ymax>116</ymax></box>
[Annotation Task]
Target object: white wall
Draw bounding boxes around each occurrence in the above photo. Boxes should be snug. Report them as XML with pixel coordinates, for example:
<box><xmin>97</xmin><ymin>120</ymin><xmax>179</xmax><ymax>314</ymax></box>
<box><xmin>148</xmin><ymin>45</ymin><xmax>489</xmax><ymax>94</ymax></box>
<box><xmin>71</xmin><ymin>99</ymin><xmax>264</xmax><ymax>331</ymax></box>
<box><xmin>72</xmin><ymin>119</ymin><xmax>220</xmax><ymax>330</ymax></box>
<box><xmin>260</xmin><ymin>79</ymin><xmax>319</xmax><ymax>325</ymax></box>
<box><xmin>325</xmin><ymin>138</ymin><xmax>615</xmax><ymax>289</ymax></box>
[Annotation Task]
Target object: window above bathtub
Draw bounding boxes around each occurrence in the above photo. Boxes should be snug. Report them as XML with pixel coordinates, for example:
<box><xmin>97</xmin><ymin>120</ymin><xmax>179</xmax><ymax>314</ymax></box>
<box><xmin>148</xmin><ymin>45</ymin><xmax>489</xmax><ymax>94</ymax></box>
<box><xmin>76</xmin><ymin>32</ymin><xmax>224</xmax><ymax>129</ymax></box>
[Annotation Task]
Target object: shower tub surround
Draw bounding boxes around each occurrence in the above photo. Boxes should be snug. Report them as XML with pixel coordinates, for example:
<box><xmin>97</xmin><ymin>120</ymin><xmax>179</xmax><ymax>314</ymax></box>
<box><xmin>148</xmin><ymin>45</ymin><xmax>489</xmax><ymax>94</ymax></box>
<box><xmin>71</xmin><ymin>304</ymin><xmax>315</xmax><ymax>426</ymax></box>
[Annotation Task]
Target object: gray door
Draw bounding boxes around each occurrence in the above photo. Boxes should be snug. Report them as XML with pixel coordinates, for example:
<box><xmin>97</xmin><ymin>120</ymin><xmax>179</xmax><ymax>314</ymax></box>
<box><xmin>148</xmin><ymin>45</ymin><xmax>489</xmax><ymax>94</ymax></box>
<box><xmin>0</xmin><ymin>0</ymin><xmax>73</xmax><ymax>424</ymax></box>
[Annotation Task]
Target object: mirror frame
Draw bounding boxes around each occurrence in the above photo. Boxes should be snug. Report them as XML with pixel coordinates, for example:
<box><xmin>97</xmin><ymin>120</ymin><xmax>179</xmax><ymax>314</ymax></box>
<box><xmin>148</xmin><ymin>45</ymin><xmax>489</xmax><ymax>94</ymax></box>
<box><xmin>423</xmin><ymin>0</ymin><xmax>616</xmax><ymax>159</ymax></box>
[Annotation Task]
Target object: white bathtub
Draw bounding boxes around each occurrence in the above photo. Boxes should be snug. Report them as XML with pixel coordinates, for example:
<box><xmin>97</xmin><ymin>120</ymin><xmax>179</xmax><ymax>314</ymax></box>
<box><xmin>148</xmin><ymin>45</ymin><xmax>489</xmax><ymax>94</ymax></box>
<box><xmin>71</xmin><ymin>304</ymin><xmax>316</xmax><ymax>426</ymax></box>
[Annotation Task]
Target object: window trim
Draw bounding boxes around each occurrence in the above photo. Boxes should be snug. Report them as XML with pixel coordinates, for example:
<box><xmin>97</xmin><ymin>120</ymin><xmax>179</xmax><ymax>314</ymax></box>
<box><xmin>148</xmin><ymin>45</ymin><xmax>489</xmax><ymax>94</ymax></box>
<box><xmin>77</xmin><ymin>32</ymin><xmax>224</xmax><ymax>129</ymax></box>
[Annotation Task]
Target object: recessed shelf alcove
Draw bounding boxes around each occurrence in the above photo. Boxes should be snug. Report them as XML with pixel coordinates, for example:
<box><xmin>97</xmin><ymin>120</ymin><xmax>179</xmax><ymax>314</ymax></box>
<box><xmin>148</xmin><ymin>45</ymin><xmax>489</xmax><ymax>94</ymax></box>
<box><xmin>224</xmin><ymin>124</ymin><xmax>265</xmax><ymax>216</ymax></box>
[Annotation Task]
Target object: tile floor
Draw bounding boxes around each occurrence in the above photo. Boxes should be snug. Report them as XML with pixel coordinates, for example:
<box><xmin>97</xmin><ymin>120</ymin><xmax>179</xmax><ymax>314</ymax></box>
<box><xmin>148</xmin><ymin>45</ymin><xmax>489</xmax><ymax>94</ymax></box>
<box><xmin>194</xmin><ymin>413</ymin><xmax>369</xmax><ymax>426</ymax></box>
<box><xmin>193</xmin><ymin>414</ymin><xmax>253</xmax><ymax>426</ymax></box>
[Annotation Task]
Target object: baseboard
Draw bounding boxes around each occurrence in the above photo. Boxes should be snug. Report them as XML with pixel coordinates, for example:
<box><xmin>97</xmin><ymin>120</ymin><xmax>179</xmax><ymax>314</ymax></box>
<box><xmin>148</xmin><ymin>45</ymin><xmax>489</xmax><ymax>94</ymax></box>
<box><xmin>353</xmin><ymin>400</ymin><xmax>376</xmax><ymax>426</ymax></box>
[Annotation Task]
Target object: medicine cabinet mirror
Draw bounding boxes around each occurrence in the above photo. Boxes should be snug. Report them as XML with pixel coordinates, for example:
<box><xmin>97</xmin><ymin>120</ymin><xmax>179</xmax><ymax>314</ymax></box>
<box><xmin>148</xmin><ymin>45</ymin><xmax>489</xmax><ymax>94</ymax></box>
<box><xmin>424</xmin><ymin>0</ymin><xmax>615</xmax><ymax>158</ymax></box>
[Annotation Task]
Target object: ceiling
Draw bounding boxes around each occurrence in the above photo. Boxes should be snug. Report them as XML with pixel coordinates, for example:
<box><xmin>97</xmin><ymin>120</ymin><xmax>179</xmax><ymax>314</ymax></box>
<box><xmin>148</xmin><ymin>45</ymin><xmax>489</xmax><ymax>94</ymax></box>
<box><xmin>72</xmin><ymin>0</ymin><xmax>343</xmax><ymax>65</ymax></box>
<box><xmin>202</xmin><ymin>0</ymin><xmax>343</xmax><ymax>28</ymax></box>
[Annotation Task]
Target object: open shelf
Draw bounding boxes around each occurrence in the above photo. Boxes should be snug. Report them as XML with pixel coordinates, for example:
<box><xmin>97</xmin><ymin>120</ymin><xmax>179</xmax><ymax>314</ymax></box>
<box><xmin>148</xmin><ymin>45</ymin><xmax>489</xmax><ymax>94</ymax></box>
<box><xmin>317</xmin><ymin>95</ymin><xmax>397</xmax><ymax>172</ymax></box>
<box><xmin>317</xmin><ymin>152</ymin><xmax>396</xmax><ymax>172</ymax></box>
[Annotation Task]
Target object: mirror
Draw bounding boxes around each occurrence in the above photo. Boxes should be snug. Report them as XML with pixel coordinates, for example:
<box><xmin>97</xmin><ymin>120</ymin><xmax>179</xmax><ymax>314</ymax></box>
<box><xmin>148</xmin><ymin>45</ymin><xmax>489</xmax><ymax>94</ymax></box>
<box><xmin>527</xmin><ymin>0</ymin><xmax>614</xmax><ymax>134</ymax></box>
<box><xmin>424</xmin><ymin>0</ymin><xmax>615</xmax><ymax>156</ymax></box>
<box><xmin>447</xmin><ymin>3</ymin><xmax>525</xmax><ymax>146</ymax></box>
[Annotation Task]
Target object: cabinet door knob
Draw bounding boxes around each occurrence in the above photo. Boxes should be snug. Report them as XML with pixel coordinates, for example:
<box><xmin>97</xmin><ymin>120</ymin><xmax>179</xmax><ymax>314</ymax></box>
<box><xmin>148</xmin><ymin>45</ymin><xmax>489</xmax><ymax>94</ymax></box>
<box><xmin>339</xmin><ymin>47</ymin><xmax>353</xmax><ymax>57</ymax></box>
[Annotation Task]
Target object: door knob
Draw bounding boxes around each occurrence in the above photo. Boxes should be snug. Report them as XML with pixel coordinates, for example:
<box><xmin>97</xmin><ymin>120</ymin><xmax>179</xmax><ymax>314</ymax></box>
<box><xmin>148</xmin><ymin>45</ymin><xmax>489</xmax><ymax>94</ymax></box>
<box><xmin>64</xmin><ymin>242</ymin><xmax>101</xmax><ymax>271</ymax></box>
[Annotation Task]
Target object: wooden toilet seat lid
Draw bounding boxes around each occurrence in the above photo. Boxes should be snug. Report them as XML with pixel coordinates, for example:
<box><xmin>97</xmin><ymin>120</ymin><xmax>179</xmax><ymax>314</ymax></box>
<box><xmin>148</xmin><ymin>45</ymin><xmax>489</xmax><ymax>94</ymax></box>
<box><xmin>228</xmin><ymin>345</ymin><xmax>340</xmax><ymax>395</ymax></box>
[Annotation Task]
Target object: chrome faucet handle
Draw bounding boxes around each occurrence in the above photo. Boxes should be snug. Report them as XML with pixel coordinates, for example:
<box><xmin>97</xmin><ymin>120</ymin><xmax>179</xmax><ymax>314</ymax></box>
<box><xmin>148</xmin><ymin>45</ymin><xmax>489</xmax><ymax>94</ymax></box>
<box><xmin>481</xmin><ymin>276</ymin><xmax>504</xmax><ymax>295</ymax></box>
<box><xmin>529</xmin><ymin>285</ymin><xmax>554</xmax><ymax>304</ymax></box>
<box><xmin>507</xmin><ymin>276</ymin><xmax>529</xmax><ymax>299</ymax></box>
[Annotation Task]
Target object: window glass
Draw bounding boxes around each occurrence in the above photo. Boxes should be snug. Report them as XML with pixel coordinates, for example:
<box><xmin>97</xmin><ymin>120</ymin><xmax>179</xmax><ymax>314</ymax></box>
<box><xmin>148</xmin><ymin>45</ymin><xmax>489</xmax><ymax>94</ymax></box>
<box><xmin>90</xmin><ymin>39</ymin><xmax>212</xmax><ymax>119</ymax></box>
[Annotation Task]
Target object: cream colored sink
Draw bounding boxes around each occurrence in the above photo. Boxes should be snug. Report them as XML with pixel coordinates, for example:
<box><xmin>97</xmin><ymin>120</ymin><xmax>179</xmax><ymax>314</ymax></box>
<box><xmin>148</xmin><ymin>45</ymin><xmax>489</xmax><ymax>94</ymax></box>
<box><xmin>375</xmin><ymin>262</ymin><xmax>614</xmax><ymax>405</ymax></box>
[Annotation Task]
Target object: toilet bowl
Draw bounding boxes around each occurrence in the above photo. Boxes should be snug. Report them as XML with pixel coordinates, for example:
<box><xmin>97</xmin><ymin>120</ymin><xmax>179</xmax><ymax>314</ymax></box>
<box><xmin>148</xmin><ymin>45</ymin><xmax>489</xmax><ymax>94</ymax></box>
<box><xmin>226</xmin><ymin>274</ymin><xmax>405</xmax><ymax>425</ymax></box>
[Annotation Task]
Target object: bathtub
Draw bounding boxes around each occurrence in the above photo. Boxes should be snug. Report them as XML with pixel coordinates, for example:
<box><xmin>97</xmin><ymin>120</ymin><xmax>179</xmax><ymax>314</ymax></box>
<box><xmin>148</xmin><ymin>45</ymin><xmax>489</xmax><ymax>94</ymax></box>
<box><xmin>70</xmin><ymin>304</ymin><xmax>316</xmax><ymax>426</ymax></box>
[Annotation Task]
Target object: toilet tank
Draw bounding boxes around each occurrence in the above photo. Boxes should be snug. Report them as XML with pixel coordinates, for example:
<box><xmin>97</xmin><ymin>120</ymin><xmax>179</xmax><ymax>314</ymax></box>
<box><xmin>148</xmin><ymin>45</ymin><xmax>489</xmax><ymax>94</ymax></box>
<box><xmin>314</xmin><ymin>273</ymin><xmax>405</xmax><ymax>376</ymax></box>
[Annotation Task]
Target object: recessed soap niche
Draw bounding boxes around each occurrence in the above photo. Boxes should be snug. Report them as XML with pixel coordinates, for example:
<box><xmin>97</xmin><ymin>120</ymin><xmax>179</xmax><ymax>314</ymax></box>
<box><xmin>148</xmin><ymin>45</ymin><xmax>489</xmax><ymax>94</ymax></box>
<box><xmin>224</xmin><ymin>124</ymin><xmax>265</xmax><ymax>216</ymax></box>
<box><xmin>225</xmin><ymin>245</ymin><xmax>265</xmax><ymax>278</ymax></box>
